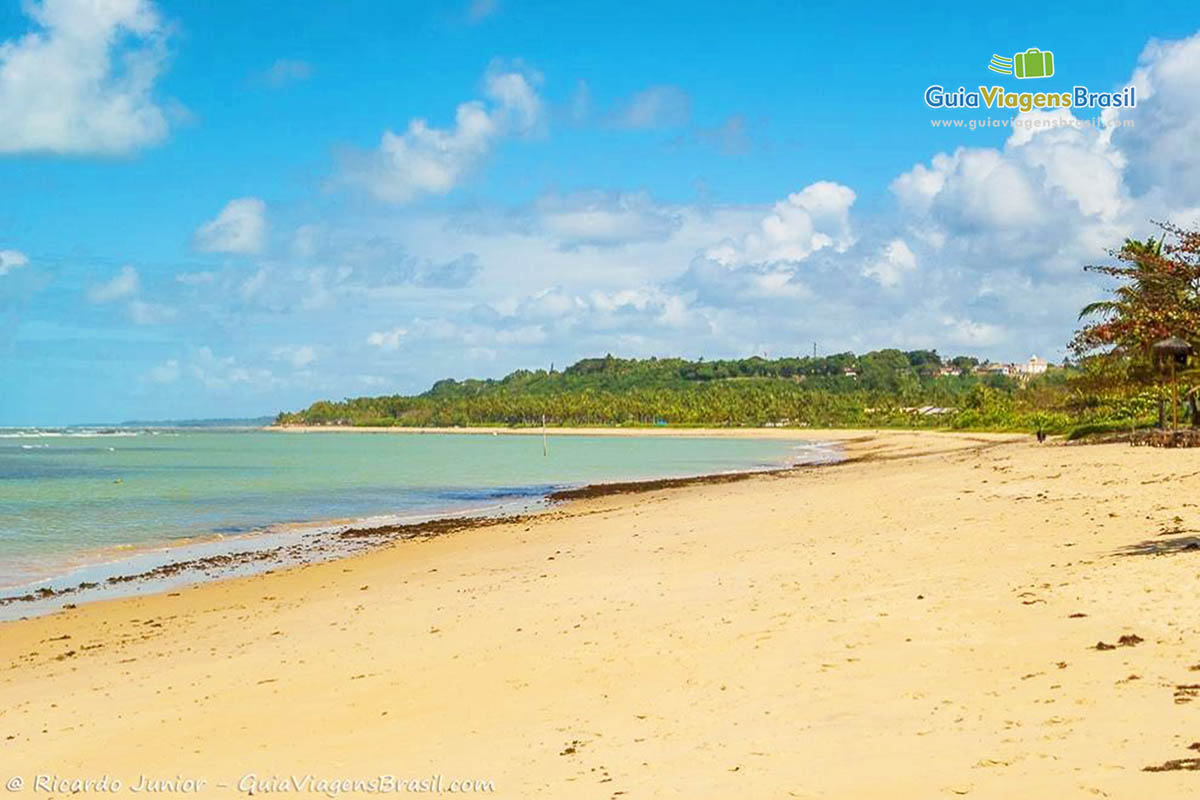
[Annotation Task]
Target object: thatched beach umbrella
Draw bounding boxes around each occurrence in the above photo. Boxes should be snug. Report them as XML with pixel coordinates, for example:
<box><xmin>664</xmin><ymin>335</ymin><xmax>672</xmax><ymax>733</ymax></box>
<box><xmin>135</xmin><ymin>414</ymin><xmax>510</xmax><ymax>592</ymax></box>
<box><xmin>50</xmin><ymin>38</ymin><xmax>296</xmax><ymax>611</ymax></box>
<box><xmin>1153</xmin><ymin>336</ymin><xmax>1193</xmax><ymax>430</ymax></box>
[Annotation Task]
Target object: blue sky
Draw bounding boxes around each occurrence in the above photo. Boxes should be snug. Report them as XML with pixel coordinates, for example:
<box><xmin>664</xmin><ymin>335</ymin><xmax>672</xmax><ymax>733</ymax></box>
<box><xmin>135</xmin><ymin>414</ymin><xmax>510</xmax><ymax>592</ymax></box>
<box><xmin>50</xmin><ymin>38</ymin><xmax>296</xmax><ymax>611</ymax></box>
<box><xmin>2</xmin><ymin>0</ymin><xmax>1200</xmax><ymax>425</ymax></box>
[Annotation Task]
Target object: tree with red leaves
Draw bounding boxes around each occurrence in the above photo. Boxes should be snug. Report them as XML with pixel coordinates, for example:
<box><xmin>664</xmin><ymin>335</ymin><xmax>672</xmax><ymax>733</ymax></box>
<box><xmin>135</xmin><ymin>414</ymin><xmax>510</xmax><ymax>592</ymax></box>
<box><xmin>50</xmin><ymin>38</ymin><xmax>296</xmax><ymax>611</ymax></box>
<box><xmin>1072</xmin><ymin>223</ymin><xmax>1200</xmax><ymax>424</ymax></box>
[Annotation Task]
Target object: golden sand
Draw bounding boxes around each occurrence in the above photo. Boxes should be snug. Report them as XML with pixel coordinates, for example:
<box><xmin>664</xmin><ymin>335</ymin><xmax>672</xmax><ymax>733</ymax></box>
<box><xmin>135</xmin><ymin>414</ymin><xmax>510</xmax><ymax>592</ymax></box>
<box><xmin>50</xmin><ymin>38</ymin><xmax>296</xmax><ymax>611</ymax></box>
<box><xmin>3</xmin><ymin>430</ymin><xmax>1199</xmax><ymax>798</ymax></box>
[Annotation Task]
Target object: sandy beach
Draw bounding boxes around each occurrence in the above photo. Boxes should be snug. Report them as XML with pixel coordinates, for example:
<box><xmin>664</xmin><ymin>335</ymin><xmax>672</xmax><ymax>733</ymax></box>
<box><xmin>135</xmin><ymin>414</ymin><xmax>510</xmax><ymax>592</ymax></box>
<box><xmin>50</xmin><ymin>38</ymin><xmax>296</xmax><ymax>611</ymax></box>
<box><xmin>3</xmin><ymin>429</ymin><xmax>1199</xmax><ymax>798</ymax></box>
<box><xmin>265</xmin><ymin>424</ymin><xmax>864</xmax><ymax>439</ymax></box>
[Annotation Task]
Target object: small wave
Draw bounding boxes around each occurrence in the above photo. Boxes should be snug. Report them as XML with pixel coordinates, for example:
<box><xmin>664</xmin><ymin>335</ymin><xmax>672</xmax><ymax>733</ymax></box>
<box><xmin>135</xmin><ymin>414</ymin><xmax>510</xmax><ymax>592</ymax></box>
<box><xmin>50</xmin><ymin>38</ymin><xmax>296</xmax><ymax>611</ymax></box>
<box><xmin>0</xmin><ymin>428</ymin><xmax>141</xmax><ymax>439</ymax></box>
<box><xmin>438</xmin><ymin>485</ymin><xmax>556</xmax><ymax>502</ymax></box>
<box><xmin>791</xmin><ymin>441</ymin><xmax>842</xmax><ymax>464</ymax></box>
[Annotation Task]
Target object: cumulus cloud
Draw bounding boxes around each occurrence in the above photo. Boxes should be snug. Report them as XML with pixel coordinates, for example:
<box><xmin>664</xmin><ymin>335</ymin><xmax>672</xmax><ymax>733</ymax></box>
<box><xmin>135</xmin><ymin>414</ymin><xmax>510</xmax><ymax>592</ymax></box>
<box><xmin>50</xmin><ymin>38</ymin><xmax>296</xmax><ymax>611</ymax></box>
<box><xmin>165</xmin><ymin>244</ymin><xmax>485</xmax><ymax>330</ymax></box>
<box><xmin>611</xmin><ymin>85</ymin><xmax>691</xmax><ymax>129</ymax></box>
<box><xmin>87</xmin><ymin>265</ymin><xmax>176</xmax><ymax>325</ymax></box>
<box><xmin>863</xmin><ymin>38</ymin><xmax>1200</xmax><ymax>354</ymax></box>
<box><xmin>888</xmin><ymin>105</ymin><xmax>1136</xmax><ymax>297</ymax></box>
<box><xmin>340</xmin><ymin>65</ymin><xmax>543</xmax><ymax>203</ymax></box>
<box><xmin>706</xmin><ymin>181</ymin><xmax>857</xmax><ymax>265</ymax></box>
<box><xmin>194</xmin><ymin>198</ymin><xmax>268</xmax><ymax>255</ymax></box>
<box><xmin>941</xmin><ymin>316</ymin><xmax>1005</xmax><ymax>347</ymax></box>
<box><xmin>1113</xmin><ymin>34</ymin><xmax>1200</xmax><ymax>205</ymax></box>
<box><xmin>677</xmin><ymin>257</ymin><xmax>811</xmax><ymax>309</ymax></box>
<box><xmin>536</xmin><ymin>191</ymin><xmax>682</xmax><ymax>248</ymax></box>
<box><xmin>366</xmin><ymin>327</ymin><xmax>408</xmax><ymax>351</ymax></box>
<box><xmin>88</xmin><ymin>265</ymin><xmax>140</xmax><ymax>303</ymax></box>
<box><xmin>863</xmin><ymin>239</ymin><xmax>917</xmax><ymax>287</ymax></box>
<box><xmin>189</xmin><ymin>346</ymin><xmax>282</xmax><ymax>391</ymax></box>
<box><xmin>142</xmin><ymin>347</ymin><xmax>313</xmax><ymax>395</ymax></box>
<box><xmin>118</xmin><ymin>29</ymin><xmax>1200</xmax><ymax>402</ymax></box>
<box><xmin>479</xmin><ymin>285</ymin><xmax>699</xmax><ymax>348</ymax></box>
<box><xmin>273</xmin><ymin>345</ymin><xmax>317</xmax><ymax>368</ymax></box>
<box><xmin>0</xmin><ymin>0</ymin><xmax>172</xmax><ymax>155</ymax></box>
<box><xmin>0</xmin><ymin>250</ymin><xmax>28</xmax><ymax>276</ymax></box>
<box><xmin>415</xmin><ymin>254</ymin><xmax>482</xmax><ymax>288</ymax></box>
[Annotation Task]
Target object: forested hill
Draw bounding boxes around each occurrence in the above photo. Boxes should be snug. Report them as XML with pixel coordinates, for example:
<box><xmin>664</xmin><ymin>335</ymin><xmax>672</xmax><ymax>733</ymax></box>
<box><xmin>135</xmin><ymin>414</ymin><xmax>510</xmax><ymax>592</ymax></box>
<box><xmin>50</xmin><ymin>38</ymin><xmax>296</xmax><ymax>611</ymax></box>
<box><xmin>276</xmin><ymin>350</ymin><xmax>1077</xmax><ymax>431</ymax></box>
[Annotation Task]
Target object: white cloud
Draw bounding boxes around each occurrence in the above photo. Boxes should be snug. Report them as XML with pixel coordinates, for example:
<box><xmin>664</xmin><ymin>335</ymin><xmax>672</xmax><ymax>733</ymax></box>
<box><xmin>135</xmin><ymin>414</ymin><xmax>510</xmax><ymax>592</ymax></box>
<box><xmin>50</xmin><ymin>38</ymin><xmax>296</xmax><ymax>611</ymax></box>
<box><xmin>175</xmin><ymin>270</ymin><xmax>215</xmax><ymax>285</ymax></box>
<box><xmin>273</xmin><ymin>345</ymin><xmax>317</xmax><ymax>368</ymax></box>
<box><xmin>88</xmin><ymin>265</ymin><xmax>140</xmax><ymax>303</ymax></box>
<box><xmin>194</xmin><ymin>197</ymin><xmax>268</xmax><ymax>255</ymax></box>
<box><xmin>290</xmin><ymin>224</ymin><xmax>322</xmax><ymax>258</ymax></box>
<box><xmin>239</xmin><ymin>267</ymin><xmax>271</xmax><ymax>301</ymax></box>
<box><xmin>128</xmin><ymin>299</ymin><xmax>175</xmax><ymax>325</ymax></box>
<box><xmin>941</xmin><ymin>316</ymin><xmax>1005</xmax><ymax>347</ymax></box>
<box><xmin>189</xmin><ymin>346</ymin><xmax>281</xmax><ymax>391</ymax></box>
<box><xmin>696</xmin><ymin>114</ymin><xmax>752</xmax><ymax>155</ymax></box>
<box><xmin>259</xmin><ymin>59</ymin><xmax>311</xmax><ymax>88</ymax></box>
<box><xmin>107</xmin><ymin>28</ymin><xmax>1200</xmax><ymax>401</ymax></box>
<box><xmin>341</xmin><ymin>65</ymin><xmax>543</xmax><ymax>203</ymax></box>
<box><xmin>465</xmin><ymin>0</ymin><xmax>498</xmax><ymax>23</ymax></box>
<box><xmin>536</xmin><ymin>191</ymin><xmax>682</xmax><ymax>248</ymax></box>
<box><xmin>145</xmin><ymin>358</ymin><xmax>180</xmax><ymax>384</ymax></box>
<box><xmin>611</xmin><ymin>85</ymin><xmax>691</xmax><ymax>129</ymax></box>
<box><xmin>0</xmin><ymin>249</ymin><xmax>28</xmax><ymax>276</ymax></box>
<box><xmin>357</xmin><ymin>374</ymin><xmax>390</xmax><ymax>389</ymax></box>
<box><xmin>143</xmin><ymin>348</ymin><xmax>308</xmax><ymax>395</ymax></box>
<box><xmin>566</xmin><ymin>80</ymin><xmax>591</xmax><ymax>125</ymax></box>
<box><xmin>86</xmin><ymin>264</ymin><xmax>175</xmax><ymax>324</ymax></box>
<box><xmin>1114</xmin><ymin>33</ymin><xmax>1200</xmax><ymax>205</ymax></box>
<box><xmin>366</xmin><ymin>327</ymin><xmax>408</xmax><ymax>351</ymax></box>
<box><xmin>0</xmin><ymin>0</ymin><xmax>172</xmax><ymax>155</ymax></box>
<box><xmin>678</xmin><ymin>257</ymin><xmax>811</xmax><ymax>307</ymax></box>
<box><xmin>859</xmin><ymin>35</ymin><xmax>1200</xmax><ymax>355</ymax></box>
<box><xmin>706</xmin><ymin>181</ymin><xmax>857</xmax><ymax>265</ymax></box>
<box><xmin>416</xmin><ymin>254</ymin><xmax>481</xmax><ymax>288</ymax></box>
<box><xmin>863</xmin><ymin>239</ymin><xmax>917</xmax><ymax>287</ymax></box>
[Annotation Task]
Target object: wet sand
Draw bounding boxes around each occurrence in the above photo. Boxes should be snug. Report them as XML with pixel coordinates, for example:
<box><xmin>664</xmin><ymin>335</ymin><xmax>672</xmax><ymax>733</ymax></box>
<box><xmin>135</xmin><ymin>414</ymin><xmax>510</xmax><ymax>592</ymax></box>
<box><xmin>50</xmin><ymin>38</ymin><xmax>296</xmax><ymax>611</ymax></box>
<box><xmin>3</xmin><ymin>429</ymin><xmax>1199</xmax><ymax>798</ymax></box>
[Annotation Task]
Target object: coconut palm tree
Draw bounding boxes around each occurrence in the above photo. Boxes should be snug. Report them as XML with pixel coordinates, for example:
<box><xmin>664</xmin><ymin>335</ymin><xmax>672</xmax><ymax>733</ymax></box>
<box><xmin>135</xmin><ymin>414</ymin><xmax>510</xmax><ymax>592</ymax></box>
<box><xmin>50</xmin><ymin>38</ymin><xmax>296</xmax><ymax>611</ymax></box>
<box><xmin>1074</xmin><ymin>226</ymin><xmax>1200</xmax><ymax>427</ymax></box>
<box><xmin>1076</xmin><ymin>236</ymin><xmax>1164</xmax><ymax>327</ymax></box>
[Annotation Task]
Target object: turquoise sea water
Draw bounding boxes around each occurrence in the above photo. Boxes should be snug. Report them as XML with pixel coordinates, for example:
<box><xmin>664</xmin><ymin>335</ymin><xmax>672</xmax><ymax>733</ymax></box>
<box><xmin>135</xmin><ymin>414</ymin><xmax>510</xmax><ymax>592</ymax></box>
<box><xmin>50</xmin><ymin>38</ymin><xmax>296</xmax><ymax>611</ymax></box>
<box><xmin>0</xmin><ymin>429</ymin><xmax>826</xmax><ymax>600</ymax></box>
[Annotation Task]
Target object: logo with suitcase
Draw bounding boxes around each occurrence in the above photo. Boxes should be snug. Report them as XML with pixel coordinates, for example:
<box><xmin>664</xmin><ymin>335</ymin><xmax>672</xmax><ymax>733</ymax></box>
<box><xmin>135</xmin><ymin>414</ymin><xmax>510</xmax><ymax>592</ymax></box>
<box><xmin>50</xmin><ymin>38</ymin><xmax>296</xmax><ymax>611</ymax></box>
<box><xmin>988</xmin><ymin>48</ymin><xmax>1055</xmax><ymax>79</ymax></box>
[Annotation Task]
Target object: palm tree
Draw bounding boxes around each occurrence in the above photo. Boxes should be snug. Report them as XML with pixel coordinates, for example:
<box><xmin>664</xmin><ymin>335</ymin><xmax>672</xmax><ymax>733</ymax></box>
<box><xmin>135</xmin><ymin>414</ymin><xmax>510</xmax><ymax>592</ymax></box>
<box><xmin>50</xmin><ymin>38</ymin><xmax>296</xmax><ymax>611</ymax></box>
<box><xmin>1074</xmin><ymin>228</ymin><xmax>1200</xmax><ymax>427</ymax></box>
<box><xmin>1077</xmin><ymin>236</ymin><xmax>1164</xmax><ymax>327</ymax></box>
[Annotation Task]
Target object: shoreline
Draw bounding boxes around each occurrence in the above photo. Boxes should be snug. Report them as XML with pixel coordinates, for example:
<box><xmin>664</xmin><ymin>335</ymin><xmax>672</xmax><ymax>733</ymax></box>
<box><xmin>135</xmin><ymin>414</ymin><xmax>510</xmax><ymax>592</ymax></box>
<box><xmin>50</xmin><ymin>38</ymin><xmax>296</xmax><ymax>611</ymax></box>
<box><xmin>0</xmin><ymin>493</ymin><xmax>552</xmax><ymax>620</ymax></box>
<box><xmin>0</xmin><ymin>431</ymin><xmax>851</xmax><ymax>620</ymax></box>
<box><xmin>21</xmin><ymin>429</ymin><xmax>1195</xmax><ymax>797</ymax></box>
<box><xmin>0</xmin><ymin>428</ymin><xmax>946</xmax><ymax>623</ymax></box>
<box><xmin>265</xmin><ymin>424</ymin><xmax>940</xmax><ymax>438</ymax></box>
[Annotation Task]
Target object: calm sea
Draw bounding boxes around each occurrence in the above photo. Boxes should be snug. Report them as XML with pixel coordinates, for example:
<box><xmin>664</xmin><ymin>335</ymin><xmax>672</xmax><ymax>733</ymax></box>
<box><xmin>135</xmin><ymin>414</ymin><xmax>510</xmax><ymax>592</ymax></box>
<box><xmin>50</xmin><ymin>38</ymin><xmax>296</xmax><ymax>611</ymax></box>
<box><xmin>0</xmin><ymin>429</ymin><xmax>831</xmax><ymax>612</ymax></box>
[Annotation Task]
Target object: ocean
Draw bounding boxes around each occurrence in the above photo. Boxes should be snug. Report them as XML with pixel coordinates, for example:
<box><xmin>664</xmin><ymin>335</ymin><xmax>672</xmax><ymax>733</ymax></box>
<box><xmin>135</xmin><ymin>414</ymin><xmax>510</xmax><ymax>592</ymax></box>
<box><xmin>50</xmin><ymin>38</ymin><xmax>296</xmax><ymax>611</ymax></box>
<box><xmin>0</xmin><ymin>428</ymin><xmax>832</xmax><ymax>617</ymax></box>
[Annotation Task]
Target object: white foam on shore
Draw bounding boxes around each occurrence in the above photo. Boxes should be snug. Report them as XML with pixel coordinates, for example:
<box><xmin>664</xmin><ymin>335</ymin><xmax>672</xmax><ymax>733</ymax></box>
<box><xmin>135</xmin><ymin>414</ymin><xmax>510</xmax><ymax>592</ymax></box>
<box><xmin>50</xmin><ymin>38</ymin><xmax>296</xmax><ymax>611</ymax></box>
<box><xmin>0</xmin><ymin>437</ymin><xmax>841</xmax><ymax>622</ymax></box>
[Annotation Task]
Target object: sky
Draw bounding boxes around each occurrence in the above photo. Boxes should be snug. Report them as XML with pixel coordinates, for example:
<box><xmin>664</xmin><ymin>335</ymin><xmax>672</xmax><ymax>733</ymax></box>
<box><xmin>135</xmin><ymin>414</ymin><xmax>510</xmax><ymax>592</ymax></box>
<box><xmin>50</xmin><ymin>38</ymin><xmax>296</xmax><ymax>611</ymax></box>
<box><xmin>2</xmin><ymin>0</ymin><xmax>1200</xmax><ymax>425</ymax></box>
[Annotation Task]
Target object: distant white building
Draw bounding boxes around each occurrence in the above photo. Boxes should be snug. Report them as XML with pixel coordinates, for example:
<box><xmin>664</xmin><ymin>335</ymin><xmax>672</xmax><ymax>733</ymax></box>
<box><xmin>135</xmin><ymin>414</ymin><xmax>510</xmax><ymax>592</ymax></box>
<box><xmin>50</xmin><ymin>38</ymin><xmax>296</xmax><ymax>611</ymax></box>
<box><xmin>977</xmin><ymin>362</ymin><xmax>1012</xmax><ymax>376</ymax></box>
<box><xmin>1017</xmin><ymin>355</ymin><xmax>1049</xmax><ymax>376</ymax></box>
<box><xmin>974</xmin><ymin>356</ymin><xmax>1050</xmax><ymax>378</ymax></box>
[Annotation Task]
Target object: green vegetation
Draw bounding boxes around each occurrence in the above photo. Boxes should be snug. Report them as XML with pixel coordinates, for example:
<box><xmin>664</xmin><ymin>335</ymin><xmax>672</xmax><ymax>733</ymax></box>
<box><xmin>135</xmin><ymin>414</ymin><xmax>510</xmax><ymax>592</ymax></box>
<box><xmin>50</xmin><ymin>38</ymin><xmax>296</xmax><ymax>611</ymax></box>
<box><xmin>280</xmin><ymin>223</ymin><xmax>1200</xmax><ymax>437</ymax></box>
<box><xmin>278</xmin><ymin>350</ymin><xmax>1083</xmax><ymax>432</ymax></box>
<box><xmin>1071</xmin><ymin>222</ymin><xmax>1200</xmax><ymax>433</ymax></box>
